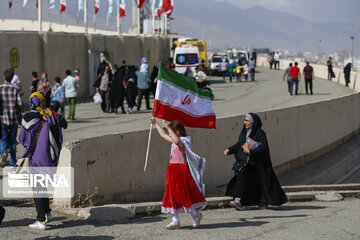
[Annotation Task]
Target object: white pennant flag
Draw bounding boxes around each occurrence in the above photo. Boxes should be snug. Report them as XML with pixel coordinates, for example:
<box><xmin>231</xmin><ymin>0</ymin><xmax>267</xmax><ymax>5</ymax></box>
<box><xmin>78</xmin><ymin>0</ymin><xmax>84</xmax><ymax>12</ymax></box>
<box><xmin>23</xmin><ymin>0</ymin><xmax>28</xmax><ymax>7</ymax></box>
<box><xmin>108</xmin><ymin>0</ymin><xmax>113</xmax><ymax>17</ymax></box>
<box><xmin>49</xmin><ymin>0</ymin><xmax>55</xmax><ymax>9</ymax></box>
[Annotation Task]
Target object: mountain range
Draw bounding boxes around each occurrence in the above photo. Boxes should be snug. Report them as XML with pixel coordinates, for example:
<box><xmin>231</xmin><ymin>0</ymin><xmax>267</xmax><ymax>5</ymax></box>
<box><xmin>0</xmin><ymin>0</ymin><xmax>358</xmax><ymax>54</ymax></box>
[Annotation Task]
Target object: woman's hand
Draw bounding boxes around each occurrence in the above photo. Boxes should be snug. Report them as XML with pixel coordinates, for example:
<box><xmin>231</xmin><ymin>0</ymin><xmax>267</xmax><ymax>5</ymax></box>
<box><xmin>224</xmin><ymin>149</ymin><xmax>230</xmax><ymax>156</ymax></box>
<box><xmin>242</xmin><ymin>144</ymin><xmax>250</xmax><ymax>154</ymax></box>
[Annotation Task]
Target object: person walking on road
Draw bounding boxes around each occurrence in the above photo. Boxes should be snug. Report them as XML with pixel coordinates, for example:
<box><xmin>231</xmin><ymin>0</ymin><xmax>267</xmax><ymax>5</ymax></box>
<box><xmin>150</xmin><ymin>118</ymin><xmax>207</xmax><ymax>230</ymax></box>
<box><xmin>9</xmin><ymin>68</ymin><xmax>23</xmax><ymax>96</ymax></box>
<box><xmin>62</xmin><ymin>69</ymin><xmax>80</xmax><ymax>120</ymax></box>
<box><xmin>289</xmin><ymin>62</ymin><xmax>301</xmax><ymax>95</ymax></box>
<box><xmin>0</xmin><ymin>69</ymin><xmax>22</xmax><ymax>167</ymax></box>
<box><xmin>220</xmin><ymin>57</ymin><xmax>228</xmax><ymax>80</ymax></box>
<box><xmin>37</xmin><ymin>72</ymin><xmax>52</xmax><ymax>108</ymax></box>
<box><xmin>344</xmin><ymin>63</ymin><xmax>352</xmax><ymax>87</ymax></box>
<box><xmin>19</xmin><ymin>92</ymin><xmax>63</xmax><ymax>230</ymax></box>
<box><xmin>227</xmin><ymin>60</ymin><xmax>235</xmax><ymax>83</ymax></box>
<box><xmin>30</xmin><ymin>71</ymin><xmax>40</xmax><ymax>94</ymax></box>
<box><xmin>273</xmin><ymin>51</ymin><xmax>281</xmax><ymax>70</ymax></box>
<box><xmin>283</xmin><ymin>63</ymin><xmax>292</xmax><ymax>93</ymax></box>
<box><xmin>327</xmin><ymin>57</ymin><xmax>334</xmax><ymax>81</ymax></box>
<box><xmin>224</xmin><ymin>113</ymin><xmax>287</xmax><ymax>210</ymax></box>
<box><xmin>136</xmin><ymin>62</ymin><xmax>151</xmax><ymax>111</ymax></box>
<box><xmin>51</xmin><ymin>77</ymin><xmax>65</xmax><ymax>115</ymax></box>
<box><xmin>303</xmin><ymin>62</ymin><xmax>315</xmax><ymax>95</ymax></box>
<box><xmin>94</xmin><ymin>65</ymin><xmax>112</xmax><ymax>113</ymax></box>
<box><xmin>248</xmin><ymin>58</ymin><xmax>256</xmax><ymax>81</ymax></box>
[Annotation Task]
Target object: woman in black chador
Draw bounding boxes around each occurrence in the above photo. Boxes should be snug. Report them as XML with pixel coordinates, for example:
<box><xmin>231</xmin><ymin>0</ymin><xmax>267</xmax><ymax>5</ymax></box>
<box><xmin>224</xmin><ymin>113</ymin><xmax>287</xmax><ymax>210</ymax></box>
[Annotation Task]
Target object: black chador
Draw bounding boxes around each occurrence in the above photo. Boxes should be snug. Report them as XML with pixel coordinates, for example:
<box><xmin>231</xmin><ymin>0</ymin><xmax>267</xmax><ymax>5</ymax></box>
<box><xmin>226</xmin><ymin>113</ymin><xmax>288</xmax><ymax>207</ymax></box>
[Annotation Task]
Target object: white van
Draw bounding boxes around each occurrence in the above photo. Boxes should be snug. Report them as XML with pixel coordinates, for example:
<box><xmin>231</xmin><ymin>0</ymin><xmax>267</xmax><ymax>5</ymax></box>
<box><xmin>173</xmin><ymin>44</ymin><xmax>201</xmax><ymax>77</ymax></box>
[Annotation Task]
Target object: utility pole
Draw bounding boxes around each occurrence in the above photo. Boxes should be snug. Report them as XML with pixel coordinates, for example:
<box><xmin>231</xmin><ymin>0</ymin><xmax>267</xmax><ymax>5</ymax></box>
<box><xmin>350</xmin><ymin>36</ymin><xmax>355</xmax><ymax>66</ymax></box>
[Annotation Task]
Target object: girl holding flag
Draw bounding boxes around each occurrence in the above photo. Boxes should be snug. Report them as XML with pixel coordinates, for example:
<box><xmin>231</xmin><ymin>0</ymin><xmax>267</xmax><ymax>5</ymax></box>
<box><xmin>150</xmin><ymin>118</ymin><xmax>207</xmax><ymax>230</ymax></box>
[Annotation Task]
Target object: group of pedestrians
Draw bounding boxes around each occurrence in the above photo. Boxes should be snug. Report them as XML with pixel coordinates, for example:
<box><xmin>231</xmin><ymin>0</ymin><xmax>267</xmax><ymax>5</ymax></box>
<box><xmin>220</xmin><ymin>57</ymin><xmax>256</xmax><ymax>83</ymax></box>
<box><xmin>0</xmin><ymin>68</ymin><xmax>66</xmax><ymax>229</ymax></box>
<box><xmin>283</xmin><ymin>61</ymin><xmax>315</xmax><ymax>95</ymax></box>
<box><xmin>267</xmin><ymin>51</ymin><xmax>281</xmax><ymax>70</ymax></box>
<box><xmin>94</xmin><ymin>57</ymin><xmax>155</xmax><ymax>114</ymax></box>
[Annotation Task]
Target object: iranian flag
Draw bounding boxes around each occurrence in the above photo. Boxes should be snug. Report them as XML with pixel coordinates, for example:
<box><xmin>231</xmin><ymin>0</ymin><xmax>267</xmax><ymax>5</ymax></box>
<box><xmin>95</xmin><ymin>0</ymin><xmax>100</xmax><ymax>14</ymax></box>
<box><xmin>9</xmin><ymin>0</ymin><xmax>13</xmax><ymax>8</ymax></box>
<box><xmin>137</xmin><ymin>0</ymin><xmax>145</xmax><ymax>9</ymax></box>
<box><xmin>119</xmin><ymin>0</ymin><xmax>126</xmax><ymax>18</ymax></box>
<box><xmin>157</xmin><ymin>0</ymin><xmax>173</xmax><ymax>17</ymax></box>
<box><xmin>153</xmin><ymin>64</ymin><xmax>216</xmax><ymax>129</ymax></box>
<box><xmin>60</xmin><ymin>0</ymin><xmax>66</xmax><ymax>13</ymax></box>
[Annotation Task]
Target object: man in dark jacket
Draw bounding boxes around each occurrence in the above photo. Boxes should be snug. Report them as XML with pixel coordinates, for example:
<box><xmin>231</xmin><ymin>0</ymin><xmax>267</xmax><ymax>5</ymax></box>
<box><xmin>344</xmin><ymin>63</ymin><xmax>352</xmax><ymax>87</ymax></box>
<box><xmin>224</xmin><ymin>113</ymin><xmax>287</xmax><ymax>210</ymax></box>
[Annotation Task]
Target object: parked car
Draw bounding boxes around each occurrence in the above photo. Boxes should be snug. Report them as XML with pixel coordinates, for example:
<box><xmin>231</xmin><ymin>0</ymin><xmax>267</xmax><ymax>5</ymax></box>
<box><xmin>209</xmin><ymin>55</ymin><xmax>228</xmax><ymax>76</ymax></box>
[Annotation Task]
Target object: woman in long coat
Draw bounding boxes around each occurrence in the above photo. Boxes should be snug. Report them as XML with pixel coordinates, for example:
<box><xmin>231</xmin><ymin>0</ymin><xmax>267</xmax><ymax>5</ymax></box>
<box><xmin>224</xmin><ymin>113</ymin><xmax>287</xmax><ymax>210</ymax></box>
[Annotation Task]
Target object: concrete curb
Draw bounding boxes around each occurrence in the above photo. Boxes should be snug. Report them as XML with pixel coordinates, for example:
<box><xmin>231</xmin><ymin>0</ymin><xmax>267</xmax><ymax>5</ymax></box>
<box><xmin>54</xmin><ymin>188</ymin><xmax>360</xmax><ymax>223</ymax></box>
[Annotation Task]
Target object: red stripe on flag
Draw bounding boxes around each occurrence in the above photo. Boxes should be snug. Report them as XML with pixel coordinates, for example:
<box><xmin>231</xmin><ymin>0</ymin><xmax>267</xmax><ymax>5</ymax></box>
<box><xmin>120</xmin><ymin>8</ymin><xmax>125</xmax><ymax>18</ymax></box>
<box><xmin>153</xmin><ymin>100</ymin><xmax>216</xmax><ymax>129</ymax></box>
<box><xmin>9</xmin><ymin>1</ymin><xmax>12</xmax><ymax>8</ymax></box>
<box><xmin>60</xmin><ymin>4</ymin><xmax>66</xmax><ymax>13</ymax></box>
<box><xmin>137</xmin><ymin>0</ymin><xmax>145</xmax><ymax>9</ymax></box>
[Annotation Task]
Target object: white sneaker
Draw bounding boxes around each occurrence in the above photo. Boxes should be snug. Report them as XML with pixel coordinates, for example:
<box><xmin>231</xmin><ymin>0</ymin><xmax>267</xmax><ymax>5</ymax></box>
<box><xmin>45</xmin><ymin>213</ymin><xmax>53</xmax><ymax>223</ymax></box>
<box><xmin>29</xmin><ymin>220</ymin><xmax>46</xmax><ymax>230</ymax></box>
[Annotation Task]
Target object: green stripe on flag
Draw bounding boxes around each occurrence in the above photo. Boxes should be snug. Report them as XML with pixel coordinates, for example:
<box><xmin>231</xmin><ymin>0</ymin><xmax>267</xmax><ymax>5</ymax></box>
<box><xmin>158</xmin><ymin>63</ymin><xmax>214</xmax><ymax>100</ymax></box>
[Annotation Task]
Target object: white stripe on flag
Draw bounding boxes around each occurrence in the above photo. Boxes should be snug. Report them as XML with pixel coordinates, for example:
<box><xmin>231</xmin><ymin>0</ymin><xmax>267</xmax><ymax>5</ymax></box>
<box><xmin>155</xmin><ymin>79</ymin><xmax>214</xmax><ymax>117</ymax></box>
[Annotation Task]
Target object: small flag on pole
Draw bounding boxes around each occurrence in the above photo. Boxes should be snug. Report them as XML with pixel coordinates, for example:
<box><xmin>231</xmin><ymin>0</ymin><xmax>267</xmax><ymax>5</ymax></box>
<box><xmin>23</xmin><ymin>0</ymin><xmax>28</xmax><ymax>7</ymax></box>
<box><xmin>153</xmin><ymin>63</ymin><xmax>216</xmax><ymax>129</ymax></box>
<box><xmin>36</xmin><ymin>0</ymin><xmax>39</xmax><ymax>8</ymax></box>
<box><xmin>9</xmin><ymin>0</ymin><xmax>13</xmax><ymax>9</ymax></box>
<box><xmin>77</xmin><ymin>0</ymin><xmax>84</xmax><ymax>12</ymax></box>
<box><xmin>60</xmin><ymin>0</ymin><xmax>66</xmax><ymax>13</ymax></box>
<box><xmin>119</xmin><ymin>0</ymin><xmax>125</xmax><ymax>18</ymax></box>
<box><xmin>137</xmin><ymin>0</ymin><xmax>145</xmax><ymax>9</ymax></box>
<box><xmin>95</xmin><ymin>0</ymin><xmax>100</xmax><ymax>14</ymax></box>
<box><xmin>108</xmin><ymin>0</ymin><xmax>113</xmax><ymax>17</ymax></box>
<box><xmin>49</xmin><ymin>0</ymin><xmax>55</xmax><ymax>9</ymax></box>
<box><xmin>157</xmin><ymin>0</ymin><xmax>173</xmax><ymax>18</ymax></box>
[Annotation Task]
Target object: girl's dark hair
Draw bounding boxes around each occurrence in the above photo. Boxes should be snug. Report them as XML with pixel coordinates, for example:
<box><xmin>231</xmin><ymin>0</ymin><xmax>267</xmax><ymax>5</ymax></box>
<box><xmin>169</xmin><ymin>120</ymin><xmax>186</xmax><ymax>137</ymax></box>
<box><xmin>55</xmin><ymin>77</ymin><xmax>61</xmax><ymax>83</ymax></box>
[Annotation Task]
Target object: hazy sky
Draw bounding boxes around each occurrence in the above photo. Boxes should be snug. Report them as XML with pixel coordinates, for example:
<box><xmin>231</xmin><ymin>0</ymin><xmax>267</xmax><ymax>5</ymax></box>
<box><xmin>214</xmin><ymin>0</ymin><xmax>360</xmax><ymax>23</ymax></box>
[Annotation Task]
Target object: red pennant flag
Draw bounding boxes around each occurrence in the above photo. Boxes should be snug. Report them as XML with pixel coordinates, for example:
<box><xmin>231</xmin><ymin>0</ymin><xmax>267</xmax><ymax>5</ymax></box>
<box><xmin>95</xmin><ymin>0</ymin><xmax>100</xmax><ymax>14</ymax></box>
<box><xmin>119</xmin><ymin>0</ymin><xmax>126</xmax><ymax>18</ymax></box>
<box><xmin>137</xmin><ymin>0</ymin><xmax>145</xmax><ymax>9</ymax></box>
<box><xmin>9</xmin><ymin>0</ymin><xmax>13</xmax><ymax>9</ymax></box>
<box><xmin>157</xmin><ymin>0</ymin><xmax>173</xmax><ymax>18</ymax></box>
<box><xmin>36</xmin><ymin>0</ymin><xmax>38</xmax><ymax>8</ymax></box>
<box><xmin>60</xmin><ymin>0</ymin><xmax>66</xmax><ymax>13</ymax></box>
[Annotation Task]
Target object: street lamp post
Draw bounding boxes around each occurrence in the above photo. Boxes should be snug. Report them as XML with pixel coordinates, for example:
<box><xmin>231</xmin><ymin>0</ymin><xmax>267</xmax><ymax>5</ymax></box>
<box><xmin>317</xmin><ymin>39</ymin><xmax>322</xmax><ymax>56</ymax></box>
<box><xmin>350</xmin><ymin>36</ymin><xmax>355</xmax><ymax>67</ymax></box>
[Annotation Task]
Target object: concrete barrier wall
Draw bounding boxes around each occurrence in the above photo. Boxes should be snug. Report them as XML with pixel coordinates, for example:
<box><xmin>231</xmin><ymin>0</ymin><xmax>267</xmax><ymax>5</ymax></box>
<box><xmin>0</xmin><ymin>31</ymin><xmax>170</xmax><ymax>104</ymax></box>
<box><xmin>55</xmin><ymin>92</ymin><xmax>360</xmax><ymax>206</ymax></box>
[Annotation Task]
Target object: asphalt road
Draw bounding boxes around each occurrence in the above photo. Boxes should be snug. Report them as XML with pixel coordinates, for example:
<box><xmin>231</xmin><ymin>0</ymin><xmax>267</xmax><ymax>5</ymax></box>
<box><xmin>1</xmin><ymin>198</ymin><xmax>360</xmax><ymax>239</ymax></box>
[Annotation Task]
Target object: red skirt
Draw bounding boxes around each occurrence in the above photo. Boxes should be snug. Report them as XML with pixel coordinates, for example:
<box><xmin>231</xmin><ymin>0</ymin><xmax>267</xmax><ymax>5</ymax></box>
<box><xmin>161</xmin><ymin>163</ymin><xmax>207</xmax><ymax>214</ymax></box>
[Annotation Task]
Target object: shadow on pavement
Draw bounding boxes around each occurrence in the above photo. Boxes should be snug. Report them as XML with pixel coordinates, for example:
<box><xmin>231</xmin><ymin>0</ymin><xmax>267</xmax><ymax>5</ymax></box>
<box><xmin>182</xmin><ymin>219</ymin><xmax>268</xmax><ymax>230</ymax></box>
<box><xmin>35</xmin><ymin>236</ymin><xmax>114</xmax><ymax>240</ymax></box>
<box><xmin>274</xmin><ymin>205</ymin><xmax>327</xmax><ymax>211</ymax></box>
<box><xmin>252</xmin><ymin>214</ymin><xmax>308</xmax><ymax>219</ymax></box>
<box><xmin>1</xmin><ymin>216</ymin><xmax>67</xmax><ymax>227</ymax></box>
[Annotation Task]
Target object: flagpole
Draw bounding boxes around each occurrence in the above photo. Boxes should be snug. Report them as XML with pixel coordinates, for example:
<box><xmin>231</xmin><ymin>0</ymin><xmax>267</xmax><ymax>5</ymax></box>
<box><xmin>38</xmin><ymin>0</ymin><xmax>42</xmax><ymax>33</ymax></box>
<box><xmin>117</xmin><ymin>0</ymin><xmax>120</xmax><ymax>36</ymax></box>
<box><xmin>137</xmin><ymin>0</ymin><xmax>140</xmax><ymax>35</ymax></box>
<box><xmin>165</xmin><ymin>14</ymin><xmax>167</xmax><ymax>36</ymax></box>
<box><xmin>84</xmin><ymin>0</ymin><xmax>88</xmax><ymax>34</ymax></box>
<box><xmin>144</xmin><ymin>121</ymin><xmax>153</xmax><ymax>172</ymax></box>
